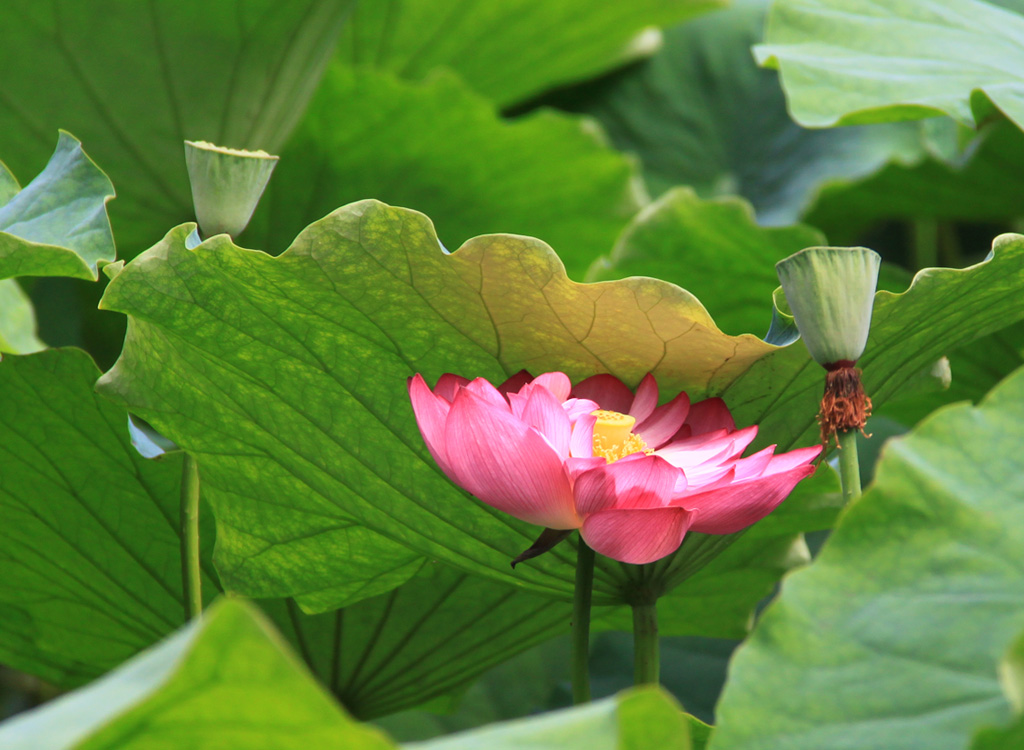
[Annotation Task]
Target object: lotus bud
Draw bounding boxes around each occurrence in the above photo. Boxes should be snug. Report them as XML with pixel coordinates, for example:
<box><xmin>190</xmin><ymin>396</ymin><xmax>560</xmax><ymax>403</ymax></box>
<box><xmin>184</xmin><ymin>140</ymin><xmax>279</xmax><ymax>239</ymax></box>
<box><xmin>776</xmin><ymin>246</ymin><xmax>881</xmax><ymax>447</ymax></box>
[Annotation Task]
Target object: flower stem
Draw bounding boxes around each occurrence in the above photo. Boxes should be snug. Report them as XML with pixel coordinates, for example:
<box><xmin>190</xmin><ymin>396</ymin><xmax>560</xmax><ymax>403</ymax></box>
<box><xmin>180</xmin><ymin>453</ymin><xmax>203</xmax><ymax>620</ymax></box>
<box><xmin>632</xmin><ymin>599</ymin><xmax>659</xmax><ymax>685</ymax></box>
<box><xmin>837</xmin><ymin>429</ymin><xmax>862</xmax><ymax>503</ymax></box>
<box><xmin>912</xmin><ymin>219</ymin><xmax>939</xmax><ymax>270</ymax></box>
<box><xmin>571</xmin><ymin>536</ymin><xmax>595</xmax><ymax>704</ymax></box>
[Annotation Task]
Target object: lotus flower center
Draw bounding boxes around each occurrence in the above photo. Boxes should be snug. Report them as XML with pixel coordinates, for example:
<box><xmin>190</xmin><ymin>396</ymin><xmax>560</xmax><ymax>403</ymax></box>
<box><xmin>591</xmin><ymin>410</ymin><xmax>652</xmax><ymax>463</ymax></box>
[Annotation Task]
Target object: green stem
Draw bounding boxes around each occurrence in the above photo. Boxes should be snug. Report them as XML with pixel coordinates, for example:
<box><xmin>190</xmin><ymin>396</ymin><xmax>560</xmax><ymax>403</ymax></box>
<box><xmin>938</xmin><ymin>222</ymin><xmax>963</xmax><ymax>268</ymax></box>
<box><xmin>632</xmin><ymin>600</ymin><xmax>659</xmax><ymax>685</ymax></box>
<box><xmin>837</xmin><ymin>429</ymin><xmax>862</xmax><ymax>503</ymax></box>
<box><xmin>571</xmin><ymin>536</ymin><xmax>595</xmax><ymax>704</ymax></box>
<box><xmin>912</xmin><ymin>219</ymin><xmax>939</xmax><ymax>270</ymax></box>
<box><xmin>180</xmin><ymin>454</ymin><xmax>203</xmax><ymax>620</ymax></box>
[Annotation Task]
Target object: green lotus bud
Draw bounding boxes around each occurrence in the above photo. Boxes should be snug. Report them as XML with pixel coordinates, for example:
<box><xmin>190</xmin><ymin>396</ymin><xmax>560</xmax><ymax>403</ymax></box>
<box><xmin>776</xmin><ymin>246</ymin><xmax>881</xmax><ymax>367</ymax></box>
<box><xmin>184</xmin><ymin>140</ymin><xmax>279</xmax><ymax>239</ymax></box>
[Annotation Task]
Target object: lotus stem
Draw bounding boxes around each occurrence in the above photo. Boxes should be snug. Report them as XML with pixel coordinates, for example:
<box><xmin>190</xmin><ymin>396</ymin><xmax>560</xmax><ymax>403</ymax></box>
<box><xmin>571</xmin><ymin>536</ymin><xmax>595</xmax><ymax>704</ymax></box>
<box><xmin>939</xmin><ymin>222</ymin><xmax>963</xmax><ymax>267</ymax></box>
<box><xmin>837</xmin><ymin>429</ymin><xmax>862</xmax><ymax>503</ymax></box>
<box><xmin>632</xmin><ymin>599</ymin><xmax>659</xmax><ymax>685</ymax></box>
<box><xmin>180</xmin><ymin>453</ymin><xmax>203</xmax><ymax>620</ymax></box>
<box><xmin>912</xmin><ymin>219</ymin><xmax>939</xmax><ymax>270</ymax></box>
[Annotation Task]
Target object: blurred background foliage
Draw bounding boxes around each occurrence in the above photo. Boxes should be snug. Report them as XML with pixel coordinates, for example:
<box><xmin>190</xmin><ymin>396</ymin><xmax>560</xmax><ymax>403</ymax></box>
<box><xmin>3</xmin><ymin>0</ymin><xmax>1024</xmax><ymax>741</ymax></box>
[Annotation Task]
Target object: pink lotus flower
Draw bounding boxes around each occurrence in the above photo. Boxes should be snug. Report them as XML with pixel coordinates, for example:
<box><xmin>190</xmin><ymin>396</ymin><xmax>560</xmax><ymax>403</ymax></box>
<box><xmin>408</xmin><ymin>370</ymin><xmax>821</xmax><ymax>565</ymax></box>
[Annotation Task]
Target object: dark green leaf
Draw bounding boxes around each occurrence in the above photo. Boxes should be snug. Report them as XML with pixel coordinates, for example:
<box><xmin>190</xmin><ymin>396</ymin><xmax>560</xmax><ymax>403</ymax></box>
<box><xmin>0</xmin><ymin>347</ymin><xmax>580</xmax><ymax>717</ymax></box>
<box><xmin>372</xmin><ymin>638</ymin><xmax>574</xmax><ymax>741</ymax></box>
<box><xmin>557</xmin><ymin>0</ymin><xmax>923</xmax><ymax>225</ymax></box>
<box><xmin>265</xmin><ymin>565</ymin><xmax>573</xmax><ymax>720</ymax></box>
<box><xmin>245</xmin><ymin>66</ymin><xmax>644</xmax><ymax>278</ymax></box>
<box><xmin>337</xmin><ymin>0</ymin><xmax>723</xmax><ymax>107</ymax></box>
<box><xmin>0</xmin><ymin>348</ymin><xmax>201</xmax><ymax>686</ymax></box>
<box><xmin>379</xmin><ymin>632</ymin><xmax>719</xmax><ymax>743</ymax></box>
<box><xmin>807</xmin><ymin>121</ymin><xmax>1024</xmax><ymax>243</ymax></box>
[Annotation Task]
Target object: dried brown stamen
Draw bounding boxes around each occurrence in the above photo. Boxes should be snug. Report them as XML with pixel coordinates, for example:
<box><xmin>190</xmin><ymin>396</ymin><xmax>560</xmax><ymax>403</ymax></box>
<box><xmin>818</xmin><ymin>362</ymin><xmax>872</xmax><ymax>449</ymax></box>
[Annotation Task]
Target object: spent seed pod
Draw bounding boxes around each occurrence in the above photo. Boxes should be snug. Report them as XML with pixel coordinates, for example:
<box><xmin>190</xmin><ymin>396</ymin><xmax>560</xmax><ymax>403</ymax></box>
<box><xmin>776</xmin><ymin>246</ymin><xmax>881</xmax><ymax>447</ymax></box>
<box><xmin>184</xmin><ymin>140</ymin><xmax>279</xmax><ymax>239</ymax></box>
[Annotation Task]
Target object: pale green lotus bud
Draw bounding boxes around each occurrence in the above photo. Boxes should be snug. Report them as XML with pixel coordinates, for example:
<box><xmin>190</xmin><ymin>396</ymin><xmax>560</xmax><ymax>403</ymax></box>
<box><xmin>776</xmin><ymin>246</ymin><xmax>881</xmax><ymax>367</ymax></box>
<box><xmin>184</xmin><ymin>140</ymin><xmax>279</xmax><ymax>239</ymax></box>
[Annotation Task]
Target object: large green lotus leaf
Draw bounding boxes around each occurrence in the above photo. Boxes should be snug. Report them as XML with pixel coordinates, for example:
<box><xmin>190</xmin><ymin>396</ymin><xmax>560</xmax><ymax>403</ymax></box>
<box><xmin>0</xmin><ymin>348</ymin><xmax>577</xmax><ymax>718</ymax></box>
<box><xmin>755</xmin><ymin>0</ymin><xmax>1024</xmax><ymax>130</ymax></box>
<box><xmin>336</xmin><ymin>0</ymin><xmax>722</xmax><ymax>107</ymax></box>
<box><xmin>0</xmin><ymin>600</ymin><xmax>395</xmax><ymax>750</ymax></box>
<box><xmin>587</xmin><ymin>188</ymin><xmax>825</xmax><ymax>336</ymax></box>
<box><xmin>972</xmin><ymin>629</ymin><xmax>1024</xmax><ymax>749</ymax></box>
<box><xmin>0</xmin><ymin>348</ymin><xmax>206</xmax><ymax>686</ymax></box>
<box><xmin>0</xmin><ymin>132</ymin><xmax>115</xmax><ymax>281</ymax></box>
<box><xmin>709</xmin><ymin>364</ymin><xmax>1024</xmax><ymax>750</ymax></box>
<box><xmin>554</xmin><ymin>0</ymin><xmax>924</xmax><ymax>225</ymax></box>
<box><xmin>97</xmin><ymin>200</ymin><xmax>778</xmax><ymax>609</ymax></box>
<box><xmin>263</xmin><ymin>566</ymin><xmax>573</xmax><ymax>720</ymax></box>
<box><xmin>244</xmin><ymin>66</ymin><xmax>644</xmax><ymax>278</ymax></box>
<box><xmin>0</xmin><ymin>279</ymin><xmax>44</xmax><ymax>353</ymax></box>
<box><xmin>374</xmin><ymin>638</ymin><xmax>575</xmax><ymax>741</ymax></box>
<box><xmin>718</xmin><ymin>232</ymin><xmax>1024</xmax><ymax>452</ymax></box>
<box><xmin>806</xmin><ymin>120</ymin><xmax>1024</xmax><ymax>243</ymax></box>
<box><xmin>406</xmin><ymin>687</ymin><xmax>690</xmax><ymax>750</ymax></box>
<box><xmin>871</xmin><ymin>320</ymin><xmax>1024</xmax><ymax>430</ymax></box>
<box><xmin>98</xmin><ymin>201</ymin><xmax>1024</xmax><ymax>612</ymax></box>
<box><xmin>0</xmin><ymin>0</ymin><xmax>355</xmax><ymax>256</ymax></box>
